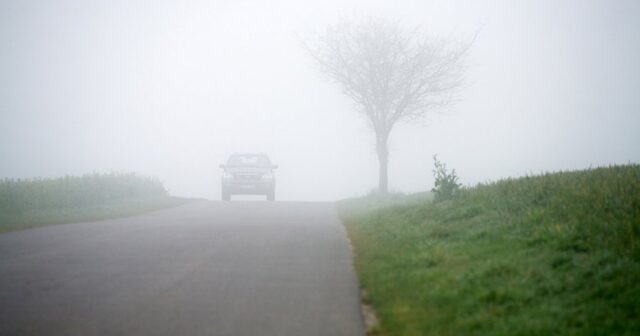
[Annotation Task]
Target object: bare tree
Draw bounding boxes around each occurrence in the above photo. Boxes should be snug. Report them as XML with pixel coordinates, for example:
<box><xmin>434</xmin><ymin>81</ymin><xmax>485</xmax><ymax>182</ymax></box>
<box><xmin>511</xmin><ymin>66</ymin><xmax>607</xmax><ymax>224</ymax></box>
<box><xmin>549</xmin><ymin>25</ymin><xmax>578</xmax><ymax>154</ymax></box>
<box><xmin>305</xmin><ymin>18</ymin><xmax>473</xmax><ymax>194</ymax></box>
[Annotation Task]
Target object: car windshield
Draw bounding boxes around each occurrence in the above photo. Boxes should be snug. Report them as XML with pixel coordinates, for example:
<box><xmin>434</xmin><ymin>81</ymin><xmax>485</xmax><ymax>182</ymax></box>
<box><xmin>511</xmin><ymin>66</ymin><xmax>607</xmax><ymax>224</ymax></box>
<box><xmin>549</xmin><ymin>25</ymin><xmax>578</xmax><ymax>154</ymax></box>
<box><xmin>227</xmin><ymin>155</ymin><xmax>271</xmax><ymax>167</ymax></box>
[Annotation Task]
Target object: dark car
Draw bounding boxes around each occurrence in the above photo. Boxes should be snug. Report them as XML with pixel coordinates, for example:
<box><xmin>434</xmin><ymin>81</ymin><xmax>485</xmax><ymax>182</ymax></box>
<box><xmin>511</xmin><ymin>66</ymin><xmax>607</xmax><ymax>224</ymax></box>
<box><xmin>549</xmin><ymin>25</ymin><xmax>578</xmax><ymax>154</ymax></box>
<box><xmin>219</xmin><ymin>153</ymin><xmax>278</xmax><ymax>201</ymax></box>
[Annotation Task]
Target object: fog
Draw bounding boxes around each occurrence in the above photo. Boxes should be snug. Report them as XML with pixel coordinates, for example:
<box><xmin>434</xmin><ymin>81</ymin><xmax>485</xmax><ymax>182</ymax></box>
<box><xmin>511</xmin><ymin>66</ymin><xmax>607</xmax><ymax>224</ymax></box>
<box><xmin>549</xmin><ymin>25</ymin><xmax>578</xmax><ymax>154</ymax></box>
<box><xmin>1</xmin><ymin>0</ymin><xmax>639</xmax><ymax>201</ymax></box>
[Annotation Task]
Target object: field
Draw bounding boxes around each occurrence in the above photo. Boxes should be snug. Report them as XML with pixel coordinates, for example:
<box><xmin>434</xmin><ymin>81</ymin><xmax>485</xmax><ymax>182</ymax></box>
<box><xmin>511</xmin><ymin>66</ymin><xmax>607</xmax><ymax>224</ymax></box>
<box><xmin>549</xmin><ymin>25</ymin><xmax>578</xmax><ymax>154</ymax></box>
<box><xmin>0</xmin><ymin>173</ymin><xmax>187</xmax><ymax>233</ymax></box>
<box><xmin>338</xmin><ymin>165</ymin><xmax>640</xmax><ymax>335</ymax></box>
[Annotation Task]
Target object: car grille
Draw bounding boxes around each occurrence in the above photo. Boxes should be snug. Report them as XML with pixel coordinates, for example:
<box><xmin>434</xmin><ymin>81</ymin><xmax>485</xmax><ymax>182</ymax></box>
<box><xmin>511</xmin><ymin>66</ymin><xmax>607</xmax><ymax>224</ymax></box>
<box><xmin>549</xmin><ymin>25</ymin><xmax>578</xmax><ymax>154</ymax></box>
<box><xmin>233</xmin><ymin>174</ymin><xmax>261</xmax><ymax>181</ymax></box>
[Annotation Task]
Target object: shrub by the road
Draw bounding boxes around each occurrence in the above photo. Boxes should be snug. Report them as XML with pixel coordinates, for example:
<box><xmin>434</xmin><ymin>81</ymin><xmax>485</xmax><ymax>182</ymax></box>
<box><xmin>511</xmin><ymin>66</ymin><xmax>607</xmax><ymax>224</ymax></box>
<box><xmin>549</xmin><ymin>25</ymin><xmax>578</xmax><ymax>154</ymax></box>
<box><xmin>431</xmin><ymin>154</ymin><xmax>461</xmax><ymax>202</ymax></box>
<box><xmin>0</xmin><ymin>173</ymin><xmax>183</xmax><ymax>233</ymax></box>
<box><xmin>339</xmin><ymin>164</ymin><xmax>640</xmax><ymax>335</ymax></box>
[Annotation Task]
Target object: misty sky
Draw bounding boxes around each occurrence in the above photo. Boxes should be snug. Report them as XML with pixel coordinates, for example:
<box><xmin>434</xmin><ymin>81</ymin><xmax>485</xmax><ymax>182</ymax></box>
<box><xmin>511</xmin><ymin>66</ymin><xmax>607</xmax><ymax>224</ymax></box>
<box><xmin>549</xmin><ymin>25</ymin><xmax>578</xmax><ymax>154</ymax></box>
<box><xmin>1</xmin><ymin>0</ymin><xmax>639</xmax><ymax>201</ymax></box>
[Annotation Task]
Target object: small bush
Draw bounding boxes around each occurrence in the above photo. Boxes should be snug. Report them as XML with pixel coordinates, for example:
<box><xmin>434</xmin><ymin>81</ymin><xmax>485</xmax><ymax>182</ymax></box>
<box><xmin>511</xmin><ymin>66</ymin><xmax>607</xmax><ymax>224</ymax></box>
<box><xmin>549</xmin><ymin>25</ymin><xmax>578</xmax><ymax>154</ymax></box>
<box><xmin>431</xmin><ymin>154</ymin><xmax>461</xmax><ymax>202</ymax></box>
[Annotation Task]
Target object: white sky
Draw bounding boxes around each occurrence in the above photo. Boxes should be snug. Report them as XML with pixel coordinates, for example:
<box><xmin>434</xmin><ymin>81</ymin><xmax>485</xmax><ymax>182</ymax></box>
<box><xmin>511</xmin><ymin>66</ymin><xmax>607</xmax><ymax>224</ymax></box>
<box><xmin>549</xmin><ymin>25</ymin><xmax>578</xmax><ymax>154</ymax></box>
<box><xmin>1</xmin><ymin>0</ymin><xmax>639</xmax><ymax>200</ymax></box>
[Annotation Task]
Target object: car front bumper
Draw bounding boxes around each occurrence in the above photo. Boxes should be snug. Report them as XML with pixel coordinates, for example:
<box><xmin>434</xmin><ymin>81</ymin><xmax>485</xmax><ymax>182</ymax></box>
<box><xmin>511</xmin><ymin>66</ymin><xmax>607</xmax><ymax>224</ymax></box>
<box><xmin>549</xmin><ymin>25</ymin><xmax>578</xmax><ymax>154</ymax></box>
<box><xmin>222</xmin><ymin>180</ymin><xmax>275</xmax><ymax>195</ymax></box>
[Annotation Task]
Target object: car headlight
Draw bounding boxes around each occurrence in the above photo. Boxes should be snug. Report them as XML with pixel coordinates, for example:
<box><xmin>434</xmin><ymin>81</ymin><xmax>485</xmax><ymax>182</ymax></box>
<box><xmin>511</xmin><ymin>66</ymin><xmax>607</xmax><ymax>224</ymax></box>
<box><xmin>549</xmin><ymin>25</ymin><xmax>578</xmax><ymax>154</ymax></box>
<box><xmin>261</xmin><ymin>173</ymin><xmax>274</xmax><ymax>180</ymax></box>
<box><xmin>222</xmin><ymin>171</ymin><xmax>233</xmax><ymax>179</ymax></box>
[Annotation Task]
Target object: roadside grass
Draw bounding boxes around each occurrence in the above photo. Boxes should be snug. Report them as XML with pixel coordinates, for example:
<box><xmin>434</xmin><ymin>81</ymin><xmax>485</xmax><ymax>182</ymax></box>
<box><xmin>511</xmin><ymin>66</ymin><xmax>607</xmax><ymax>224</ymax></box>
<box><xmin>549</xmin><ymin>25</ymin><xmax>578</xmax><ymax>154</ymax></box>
<box><xmin>338</xmin><ymin>164</ymin><xmax>640</xmax><ymax>335</ymax></box>
<box><xmin>0</xmin><ymin>173</ymin><xmax>188</xmax><ymax>233</ymax></box>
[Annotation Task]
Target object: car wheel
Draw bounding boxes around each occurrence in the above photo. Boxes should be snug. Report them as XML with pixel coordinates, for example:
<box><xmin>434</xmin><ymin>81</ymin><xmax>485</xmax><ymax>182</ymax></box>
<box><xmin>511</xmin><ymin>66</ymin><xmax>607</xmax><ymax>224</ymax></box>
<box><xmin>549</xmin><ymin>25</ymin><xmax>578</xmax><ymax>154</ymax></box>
<box><xmin>266</xmin><ymin>190</ymin><xmax>275</xmax><ymax>201</ymax></box>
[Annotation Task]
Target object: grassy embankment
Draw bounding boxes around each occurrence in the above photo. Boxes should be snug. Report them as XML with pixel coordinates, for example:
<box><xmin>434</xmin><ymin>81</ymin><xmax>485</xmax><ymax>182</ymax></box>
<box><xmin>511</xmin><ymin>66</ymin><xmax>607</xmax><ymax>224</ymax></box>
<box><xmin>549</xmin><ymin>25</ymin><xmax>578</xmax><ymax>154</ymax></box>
<box><xmin>338</xmin><ymin>165</ymin><xmax>639</xmax><ymax>335</ymax></box>
<box><xmin>0</xmin><ymin>173</ymin><xmax>187</xmax><ymax>233</ymax></box>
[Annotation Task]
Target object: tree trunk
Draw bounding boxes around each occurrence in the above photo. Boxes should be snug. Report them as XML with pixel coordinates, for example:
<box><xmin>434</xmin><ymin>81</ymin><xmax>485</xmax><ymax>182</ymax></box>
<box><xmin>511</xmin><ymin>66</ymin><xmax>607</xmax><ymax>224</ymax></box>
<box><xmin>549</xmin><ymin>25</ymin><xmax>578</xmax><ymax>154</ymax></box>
<box><xmin>376</xmin><ymin>132</ymin><xmax>389</xmax><ymax>194</ymax></box>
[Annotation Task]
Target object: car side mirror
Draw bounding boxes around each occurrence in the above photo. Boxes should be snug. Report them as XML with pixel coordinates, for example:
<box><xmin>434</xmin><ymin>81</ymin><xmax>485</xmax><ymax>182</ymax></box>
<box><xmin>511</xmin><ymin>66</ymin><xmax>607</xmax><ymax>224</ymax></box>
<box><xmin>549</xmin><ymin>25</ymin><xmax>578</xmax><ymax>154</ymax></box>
<box><xmin>271</xmin><ymin>164</ymin><xmax>278</xmax><ymax>169</ymax></box>
<box><xmin>219</xmin><ymin>164</ymin><xmax>226</xmax><ymax>169</ymax></box>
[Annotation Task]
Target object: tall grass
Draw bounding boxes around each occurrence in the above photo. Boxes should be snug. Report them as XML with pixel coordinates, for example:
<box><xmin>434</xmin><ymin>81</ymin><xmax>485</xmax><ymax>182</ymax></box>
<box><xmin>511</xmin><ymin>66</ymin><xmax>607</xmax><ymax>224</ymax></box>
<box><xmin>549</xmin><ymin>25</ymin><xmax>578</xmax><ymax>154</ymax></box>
<box><xmin>0</xmin><ymin>173</ymin><xmax>178</xmax><ymax>233</ymax></box>
<box><xmin>465</xmin><ymin>165</ymin><xmax>640</xmax><ymax>259</ymax></box>
<box><xmin>339</xmin><ymin>164</ymin><xmax>640</xmax><ymax>335</ymax></box>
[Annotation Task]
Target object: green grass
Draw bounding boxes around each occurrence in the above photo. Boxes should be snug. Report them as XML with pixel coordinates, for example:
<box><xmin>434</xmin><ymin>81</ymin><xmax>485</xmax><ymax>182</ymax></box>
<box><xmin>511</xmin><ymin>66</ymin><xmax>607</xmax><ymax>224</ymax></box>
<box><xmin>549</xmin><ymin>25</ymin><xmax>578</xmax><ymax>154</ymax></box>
<box><xmin>338</xmin><ymin>164</ymin><xmax>640</xmax><ymax>335</ymax></box>
<box><xmin>0</xmin><ymin>173</ymin><xmax>188</xmax><ymax>233</ymax></box>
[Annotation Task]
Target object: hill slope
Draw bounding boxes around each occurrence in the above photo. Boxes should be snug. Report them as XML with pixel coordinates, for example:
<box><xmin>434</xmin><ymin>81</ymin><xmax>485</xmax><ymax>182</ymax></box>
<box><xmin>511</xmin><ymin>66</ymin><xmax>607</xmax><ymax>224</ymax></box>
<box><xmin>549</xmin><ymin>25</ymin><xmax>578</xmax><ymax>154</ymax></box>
<box><xmin>338</xmin><ymin>165</ymin><xmax>640</xmax><ymax>335</ymax></box>
<box><xmin>0</xmin><ymin>173</ymin><xmax>187</xmax><ymax>233</ymax></box>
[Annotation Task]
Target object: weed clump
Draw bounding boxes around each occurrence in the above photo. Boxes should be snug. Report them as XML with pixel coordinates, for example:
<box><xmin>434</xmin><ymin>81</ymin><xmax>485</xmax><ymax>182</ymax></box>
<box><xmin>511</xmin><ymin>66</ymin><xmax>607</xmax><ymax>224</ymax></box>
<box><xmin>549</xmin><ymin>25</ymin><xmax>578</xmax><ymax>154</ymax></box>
<box><xmin>431</xmin><ymin>154</ymin><xmax>461</xmax><ymax>202</ymax></box>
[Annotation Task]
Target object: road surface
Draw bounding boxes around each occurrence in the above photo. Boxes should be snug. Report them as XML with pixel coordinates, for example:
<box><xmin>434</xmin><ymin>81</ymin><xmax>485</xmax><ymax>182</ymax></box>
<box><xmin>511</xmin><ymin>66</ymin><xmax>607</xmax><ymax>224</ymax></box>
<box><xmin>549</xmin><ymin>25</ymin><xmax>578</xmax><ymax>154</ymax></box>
<box><xmin>0</xmin><ymin>201</ymin><xmax>364</xmax><ymax>336</ymax></box>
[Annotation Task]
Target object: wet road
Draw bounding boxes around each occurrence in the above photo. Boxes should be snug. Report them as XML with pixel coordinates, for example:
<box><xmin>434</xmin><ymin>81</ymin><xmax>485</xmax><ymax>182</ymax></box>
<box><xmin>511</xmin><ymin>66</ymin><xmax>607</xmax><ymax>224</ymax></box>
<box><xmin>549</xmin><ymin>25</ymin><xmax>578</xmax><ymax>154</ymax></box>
<box><xmin>0</xmin><ymin>201</ymin><xmax>364</xmax><ymax>336</ymax></box>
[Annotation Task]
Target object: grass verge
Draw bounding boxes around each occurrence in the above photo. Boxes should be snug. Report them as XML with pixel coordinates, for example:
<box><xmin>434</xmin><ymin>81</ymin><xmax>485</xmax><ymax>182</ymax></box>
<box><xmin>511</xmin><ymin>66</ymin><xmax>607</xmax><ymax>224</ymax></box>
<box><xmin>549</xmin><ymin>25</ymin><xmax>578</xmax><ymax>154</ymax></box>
<box><xmin>0</xmin><ymin>173</ymin><xmax>189</xmax><ymax>233</ymax></box>
<box><xmin>338</xmin><ymin>165</ymin><xmax>640</xmax><ymax>335</ymax></box>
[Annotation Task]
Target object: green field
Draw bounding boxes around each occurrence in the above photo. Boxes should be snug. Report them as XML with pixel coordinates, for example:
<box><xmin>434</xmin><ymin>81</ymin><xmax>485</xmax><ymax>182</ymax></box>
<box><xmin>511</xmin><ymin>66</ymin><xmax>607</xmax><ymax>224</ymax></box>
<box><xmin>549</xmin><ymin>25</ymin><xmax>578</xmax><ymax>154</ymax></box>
<box><xmin>0</xmin><ymin>173</ymin><xmax>188</xmax><ymax>233</ymax></box>
<box><xmin>338</xmin><ymin>165</ymin><xmax>640</xmax><ymax>335</ymax></box>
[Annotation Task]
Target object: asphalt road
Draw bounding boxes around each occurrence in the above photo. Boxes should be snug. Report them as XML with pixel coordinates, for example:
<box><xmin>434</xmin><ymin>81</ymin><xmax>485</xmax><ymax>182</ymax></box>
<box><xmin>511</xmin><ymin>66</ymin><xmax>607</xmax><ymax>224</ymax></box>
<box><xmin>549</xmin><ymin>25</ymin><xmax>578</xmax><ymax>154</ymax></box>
<box><xmin>0</xmin><ymin>201</ymin><xmax>364</xmax><ymax>336</ymax></box>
